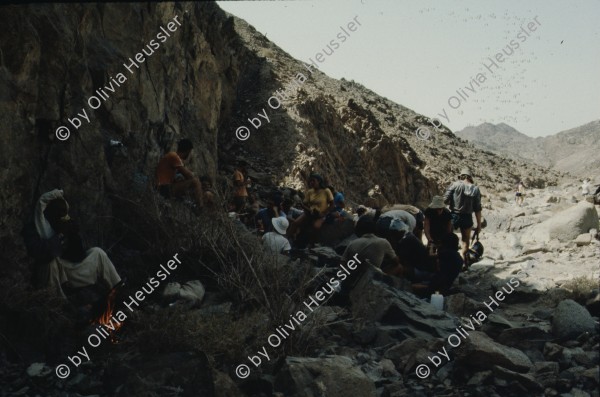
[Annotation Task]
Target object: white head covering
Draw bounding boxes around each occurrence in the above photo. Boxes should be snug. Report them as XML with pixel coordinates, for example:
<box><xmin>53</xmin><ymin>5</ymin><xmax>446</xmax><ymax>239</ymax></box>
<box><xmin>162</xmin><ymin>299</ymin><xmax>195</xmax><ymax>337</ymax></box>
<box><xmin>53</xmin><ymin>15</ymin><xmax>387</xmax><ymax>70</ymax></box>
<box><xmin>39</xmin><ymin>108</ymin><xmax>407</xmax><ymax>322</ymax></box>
<box><xmin>35</xmin><ymin>189</ymin><xmax>68</xmax><ymax>239</ymax></box>
<box><xmin>390</xmin><ymin>219</ymin><xmax>410</xmax><ymax>234</ymax></box>
<box><xmin>428</xmin><ymin>196</ymin><xmax>446</xmax><ymax>209</ymax></box>
<box><xmin>271</xmin><ymin>216</ymin><xmax>289</xmax><ymax>235</ymax></box>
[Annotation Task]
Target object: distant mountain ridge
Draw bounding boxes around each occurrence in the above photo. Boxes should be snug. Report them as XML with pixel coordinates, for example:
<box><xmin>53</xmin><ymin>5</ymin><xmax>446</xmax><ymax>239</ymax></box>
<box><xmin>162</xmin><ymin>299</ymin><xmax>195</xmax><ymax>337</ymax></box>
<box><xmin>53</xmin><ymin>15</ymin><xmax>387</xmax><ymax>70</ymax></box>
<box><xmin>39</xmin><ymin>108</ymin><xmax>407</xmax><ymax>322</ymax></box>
<box><xmin>455</xmin><ymin>120</ymin><xmax>600</xmax><ymax>177</ymax></box>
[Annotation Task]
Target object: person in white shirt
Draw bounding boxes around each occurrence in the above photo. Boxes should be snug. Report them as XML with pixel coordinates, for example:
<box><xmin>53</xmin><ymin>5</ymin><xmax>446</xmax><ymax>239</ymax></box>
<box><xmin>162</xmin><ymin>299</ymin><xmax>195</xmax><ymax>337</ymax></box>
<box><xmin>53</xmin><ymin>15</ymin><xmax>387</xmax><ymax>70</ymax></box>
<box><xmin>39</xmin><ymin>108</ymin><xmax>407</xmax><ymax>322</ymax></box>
<box><xmin>581</xmin><ymin>178</ymin><xmax>591</xmax><ymax>197</ymax></box>
<box><xmin>263</xmin><ymin>216</ymin><xmax>291</xmax><ymax>255</ymax></box>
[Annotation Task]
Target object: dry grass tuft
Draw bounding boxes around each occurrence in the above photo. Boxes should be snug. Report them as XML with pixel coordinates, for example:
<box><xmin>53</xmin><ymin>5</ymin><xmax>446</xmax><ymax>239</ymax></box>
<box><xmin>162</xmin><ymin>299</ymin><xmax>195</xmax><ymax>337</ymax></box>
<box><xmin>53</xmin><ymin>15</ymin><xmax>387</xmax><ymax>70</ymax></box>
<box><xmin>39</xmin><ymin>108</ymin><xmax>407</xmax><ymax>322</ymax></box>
<box><xmin>561</xmin><ymin>276</ymin><xmax>599</xmax><ymax>304</ymax></box>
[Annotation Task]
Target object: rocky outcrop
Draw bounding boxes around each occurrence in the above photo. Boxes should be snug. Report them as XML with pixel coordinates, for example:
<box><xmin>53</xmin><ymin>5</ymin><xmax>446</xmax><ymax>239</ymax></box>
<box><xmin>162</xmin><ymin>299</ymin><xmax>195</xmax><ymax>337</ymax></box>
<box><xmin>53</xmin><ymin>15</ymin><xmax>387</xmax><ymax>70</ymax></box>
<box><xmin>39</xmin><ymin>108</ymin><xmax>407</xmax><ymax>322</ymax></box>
<box><xmin>0</xmin><ymin>2</ymin><xmax>250</xmax><ymax>248</ymax></box>
<box><xmin>274</xmin><ymin>356</ymin><xmax>376</xmax><ymax>397</ymax></box>
<box><xmin>349</xmin><ymin>272</ymin><xmax>457</xmax><ymax>339</ymax></box>
<box><xmin>526</xmin><ymin>201</ymin><xmax>599</xmax><ymax>242</ymax></box>
<box><xmin>552</xmin><ymin>300</ymin><xmax>597</xmax><ymax>340</ymax></box>
<box><xmin>454</xmin><ymin>331</ymin><xmax>533</xmax><ymax>373</ymax></box>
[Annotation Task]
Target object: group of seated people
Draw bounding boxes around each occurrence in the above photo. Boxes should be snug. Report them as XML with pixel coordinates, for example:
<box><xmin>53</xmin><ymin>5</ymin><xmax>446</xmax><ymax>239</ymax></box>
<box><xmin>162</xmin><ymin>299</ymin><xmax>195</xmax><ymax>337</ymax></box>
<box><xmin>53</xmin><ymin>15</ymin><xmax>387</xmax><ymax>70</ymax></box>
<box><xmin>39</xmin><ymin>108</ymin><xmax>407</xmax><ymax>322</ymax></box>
<box><xmin>22</xmin><ymin>140</ymin><xmax>468</xmax><ymax>304</ymax></box>
<box><xmin>234</xmin><ymin>171</ymin><xmax>464</xmax><ymax>297</ymax></box>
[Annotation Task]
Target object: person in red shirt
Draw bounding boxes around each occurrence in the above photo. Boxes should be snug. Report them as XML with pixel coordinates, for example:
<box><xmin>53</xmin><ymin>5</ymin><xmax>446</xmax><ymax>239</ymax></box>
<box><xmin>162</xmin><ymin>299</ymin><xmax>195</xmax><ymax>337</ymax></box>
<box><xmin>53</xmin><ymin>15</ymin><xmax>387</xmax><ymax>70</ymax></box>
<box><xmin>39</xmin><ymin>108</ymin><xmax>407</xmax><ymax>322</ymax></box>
<box><xmin>156</xmin><ymin>139</ymin><xmax>203</xmax><ymax>208</ymax></box>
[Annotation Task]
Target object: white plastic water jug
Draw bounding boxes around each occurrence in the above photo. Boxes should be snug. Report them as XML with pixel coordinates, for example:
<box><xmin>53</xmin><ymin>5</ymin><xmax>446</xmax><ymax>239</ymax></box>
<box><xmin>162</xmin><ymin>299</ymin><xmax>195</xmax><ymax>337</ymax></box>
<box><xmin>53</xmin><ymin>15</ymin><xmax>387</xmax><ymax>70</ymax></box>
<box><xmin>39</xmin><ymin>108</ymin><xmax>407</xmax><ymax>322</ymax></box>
<box><xmin>430</xmin><ymin>291</ymin><xmax>444</xmax><ymax>311</ymax></box>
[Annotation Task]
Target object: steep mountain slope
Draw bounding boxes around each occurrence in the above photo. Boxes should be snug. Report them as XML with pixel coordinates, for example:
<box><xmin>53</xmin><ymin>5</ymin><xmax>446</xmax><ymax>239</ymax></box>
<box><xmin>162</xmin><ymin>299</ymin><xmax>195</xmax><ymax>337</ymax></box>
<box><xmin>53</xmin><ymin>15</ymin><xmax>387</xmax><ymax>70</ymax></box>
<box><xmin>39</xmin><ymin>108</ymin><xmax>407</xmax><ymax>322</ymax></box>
<box><xmin>455</xmin><ymin>121</ymin><xmax>600</xmax><ymax>177</ymax></box>
<box><xmin>219</xmin><ymin>17</ymin><xmax>560</xmax><ymax>206</ymax></box>
<box><xmin>542</xmin><ymin>121</ymin><xmax>600</xmax><ymax>177</ymax></box>
<box><xmin>455</xmin><ymin>123</ymin><xmax>533</xmax><ymax>154</ymax></box>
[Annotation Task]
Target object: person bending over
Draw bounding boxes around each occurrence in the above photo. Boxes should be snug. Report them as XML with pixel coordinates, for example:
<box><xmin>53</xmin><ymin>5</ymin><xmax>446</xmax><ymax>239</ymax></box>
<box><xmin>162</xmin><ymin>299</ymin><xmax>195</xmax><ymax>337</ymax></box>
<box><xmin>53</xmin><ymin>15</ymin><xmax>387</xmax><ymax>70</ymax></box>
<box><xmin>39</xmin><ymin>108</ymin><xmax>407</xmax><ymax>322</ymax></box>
<box><xmin>382</xmin><ymin>204</ymin><xmax>425</xmax><ymax>241</ymax></box>
<box><xmin>342</xmin><ymin>215</ymin><xmax>403</xmax><ymax>278</ymax></box>
<box><xmin>22</xmin><ymin>190</ymin><xmax>122</xmax><ymax>298</ymax></box>
<box><xmin>156</xmin><ymin>139</ymin><xmax>203</xmax><ymax>208</ymax></box>
<box><xmin>412</xmin><ymin>233</ymin><xmax>463</xmax><ymax>296</ymax></box>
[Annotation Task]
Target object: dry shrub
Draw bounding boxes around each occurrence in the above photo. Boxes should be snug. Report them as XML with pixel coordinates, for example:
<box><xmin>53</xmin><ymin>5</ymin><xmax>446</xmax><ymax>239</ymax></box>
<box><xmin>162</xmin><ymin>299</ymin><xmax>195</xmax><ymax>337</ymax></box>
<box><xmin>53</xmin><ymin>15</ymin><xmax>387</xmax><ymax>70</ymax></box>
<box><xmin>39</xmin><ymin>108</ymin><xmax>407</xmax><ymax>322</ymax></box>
<box><xmin>128</xmin><ymin>305</ymin><xmax>269</xmax><ymax>363</ymax></box>
<box><xmin>105</xmin><ymin>189</ymin><xmax>331</xmax><ymax>366</ymax></box>
<box><xmin>561</xmin><ymin>276</ymin><xmax>599</xmax><ymax>304</ymax></box>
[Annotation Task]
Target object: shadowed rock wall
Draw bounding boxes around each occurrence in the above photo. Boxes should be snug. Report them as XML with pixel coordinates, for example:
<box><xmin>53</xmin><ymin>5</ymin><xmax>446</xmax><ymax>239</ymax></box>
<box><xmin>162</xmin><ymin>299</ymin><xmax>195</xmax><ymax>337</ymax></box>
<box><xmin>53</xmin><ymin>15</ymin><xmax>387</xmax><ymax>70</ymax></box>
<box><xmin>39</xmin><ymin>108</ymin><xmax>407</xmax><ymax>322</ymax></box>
<box><xmin>0</xmin><ymin>2</ymin><xmax>247</xmax><ymax>249</ymax></box>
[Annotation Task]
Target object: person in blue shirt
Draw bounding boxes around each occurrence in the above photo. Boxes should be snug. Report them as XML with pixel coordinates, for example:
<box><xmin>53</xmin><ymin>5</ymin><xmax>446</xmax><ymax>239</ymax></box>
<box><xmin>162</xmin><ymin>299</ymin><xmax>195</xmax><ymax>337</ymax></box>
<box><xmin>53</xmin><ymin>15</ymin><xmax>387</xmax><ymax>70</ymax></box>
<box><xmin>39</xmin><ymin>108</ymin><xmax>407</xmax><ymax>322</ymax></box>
<box><xmin>255</xmin><ymin>191</ymin><xmax>285</xmax><ymax>234</ymax></box>
<box><xmin>326</xmin><ymin>191</ymin><xmax>349</xmax><ymax>223</ymax></box>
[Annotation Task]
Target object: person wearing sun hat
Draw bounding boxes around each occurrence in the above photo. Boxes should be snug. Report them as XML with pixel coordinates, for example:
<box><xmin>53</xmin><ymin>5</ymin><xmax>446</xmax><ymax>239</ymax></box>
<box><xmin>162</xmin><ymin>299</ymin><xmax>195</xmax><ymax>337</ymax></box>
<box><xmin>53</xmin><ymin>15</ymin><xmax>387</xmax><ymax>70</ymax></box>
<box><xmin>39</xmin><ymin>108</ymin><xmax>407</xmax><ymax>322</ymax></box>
<box><xmin>443</xmin><ymin>168</ymin><xmax>482</xmax><ymax>264</ymax></box>
<box><xmin>424</xmin><ymin>196</ymin><xmax>453</xmax><ymax>250</ymax></box>
<box><xmin>262</xmin><ymin>216</ymin><xmax>291</xmax><ymax>255</ymax></box>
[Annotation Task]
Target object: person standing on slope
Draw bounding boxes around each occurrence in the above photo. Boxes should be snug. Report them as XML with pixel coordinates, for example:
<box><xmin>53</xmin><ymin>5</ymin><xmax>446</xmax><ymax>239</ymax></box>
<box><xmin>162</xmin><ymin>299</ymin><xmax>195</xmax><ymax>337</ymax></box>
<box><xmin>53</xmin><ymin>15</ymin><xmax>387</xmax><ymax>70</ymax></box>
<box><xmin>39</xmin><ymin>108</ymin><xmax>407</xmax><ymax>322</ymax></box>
<box><xmin>515</xmin><ymin>181</ymin><xmax>526</xmax><ymax>206</ymax></box>
<box><xmin>443</xmin><ymin>168</ymin><xmax>482</xmax><ymax>266</ymax></box>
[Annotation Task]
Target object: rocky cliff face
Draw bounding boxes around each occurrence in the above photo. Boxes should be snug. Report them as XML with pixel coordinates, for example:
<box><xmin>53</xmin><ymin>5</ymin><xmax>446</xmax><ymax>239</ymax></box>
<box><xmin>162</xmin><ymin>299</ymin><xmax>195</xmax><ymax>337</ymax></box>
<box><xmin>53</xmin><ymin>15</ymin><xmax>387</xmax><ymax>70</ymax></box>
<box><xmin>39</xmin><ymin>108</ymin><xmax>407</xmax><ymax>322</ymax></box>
<box><xmin>0</xmin><ymin>2</ymin><xmax>246</xmax><ymax>248</ymax></box>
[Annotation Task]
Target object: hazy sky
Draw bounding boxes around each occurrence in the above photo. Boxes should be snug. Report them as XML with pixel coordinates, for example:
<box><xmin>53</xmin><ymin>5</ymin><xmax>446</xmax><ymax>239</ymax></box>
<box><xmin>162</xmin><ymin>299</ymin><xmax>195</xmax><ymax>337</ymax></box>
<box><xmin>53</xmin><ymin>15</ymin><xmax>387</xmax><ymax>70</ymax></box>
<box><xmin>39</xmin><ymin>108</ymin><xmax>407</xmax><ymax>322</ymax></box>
<box><xmin>217</xmin><ymin>0</ymin><xmax>600</xmax><ymax>137</ymax></box>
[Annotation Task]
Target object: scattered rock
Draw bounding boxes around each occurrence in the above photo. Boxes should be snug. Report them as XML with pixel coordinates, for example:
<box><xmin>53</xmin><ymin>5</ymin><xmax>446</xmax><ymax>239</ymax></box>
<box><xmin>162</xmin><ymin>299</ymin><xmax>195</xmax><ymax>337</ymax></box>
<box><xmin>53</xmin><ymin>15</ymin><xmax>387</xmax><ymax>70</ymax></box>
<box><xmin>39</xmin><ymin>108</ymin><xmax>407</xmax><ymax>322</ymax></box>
<box><xmin>568</xmin><ymin>387</ymin><xmax>592</xmax><ymax>397</ymax></box>
<box><xmin>469</xmin><ymin>258</ymin><xmax>495</xmax><ymax>270</ymax></box>
<box><xmin>467</xmin><ymin>370</ymin><xmax>492</xmax><ymax>385</ymax></box>
<box><xmin>445</xmin><ymin>293</ymin><xmax>487</xmax><ymax>317</ymax></box>
<box><xmin>585</xmin><ymin>293</ymin><xmax>600</xmax><ymax>317</ymax></box>
<box><xmin>529</xmin><ymin>202</ymin><xmax>599</xmax><ymax>242</ymax></box>
<box><xmin>543</xmin><ymin>342</ymin><xmax>564</xmax><ymax>362</ymax></box>
<box><xmin>455</xmin><ymin>331</ymin><xmax>533</xmax><ymax>373</ymax></box>
<box><xmin>492</xmin><ymin>365</ymin><xmax>543</xmax><ymax>392</ymax></box>
<box><xmin>497</xmin><ymin>326</ymin><xmax>552</xmax><ymax>350</ymax></box>
<box><xmin>521</xmin><ymin>245</ymin><xmax>551</xmax><ymax>255</ymax></box>
<box><xmin>573</xmin><ymin>233</ymin><xmax>592</xmax><ymax>246</ymax></box>
<box><xmin>533</xmin><ymin>309</ymin><xmax>554</xmax><ymax>320</ymax></box>
<box><xmin>582</xmin><ymin>367</ymin><xmax>600</xmax><ymax>384</ymax></box>
<box><xmin>104</xmin><ymin>351</ymin><xmax>214</xmax><ymax>395</ymax></box>
<box><xmin>383</xmin><ymin>337</ymin><xmax>430</xmax><ymax>369</ymax></box>
<box><xmin>562</xmin><ymin>347</ymin><xmax>594</xmax><ymax>368</ymax></box>
<box><xmin>26</xmin><ymin>363</ymin><xmax>51</xmax><ymax>378</ymax></box>
<box><xmin>534</xmin><ymin>361</ymin><xmax>560</xmax><ymax>388</ymax></box>
<box><xmin>349</xmin><ymin>272</ymin><xmax>456</xmax><ymax>339</ymax></box>
<box><xmin>552</xmin><ymin>299</ymin><xmax>596</xmax><ymax>340</ymax></box>
<box><xmin>274</xmin><ymin>356</ymin><xmax>376</xmax><ymax>397</ymax></box>
<box><xmin>214</xmin><ymin>370</ymin><xmax>243</xmax><ymax>397</ymax></box>
<box><xmin>481</xmin><ymin>313</ymin><xmax>516</xmax><ymax>338</ymax></box>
